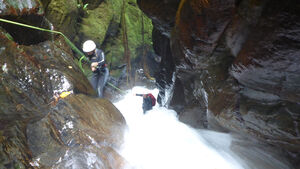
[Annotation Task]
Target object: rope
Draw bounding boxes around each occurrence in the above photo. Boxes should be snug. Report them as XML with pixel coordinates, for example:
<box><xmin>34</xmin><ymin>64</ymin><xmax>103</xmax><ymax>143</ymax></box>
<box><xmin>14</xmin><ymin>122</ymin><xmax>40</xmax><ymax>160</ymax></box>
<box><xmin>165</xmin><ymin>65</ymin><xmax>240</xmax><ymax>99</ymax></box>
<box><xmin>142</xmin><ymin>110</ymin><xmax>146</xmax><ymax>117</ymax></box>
<box><xmin>0</xmin><ymin>18</ymin><xmax>88</xmax><ymax>72</ymax></box>
<box><xmin>107</xmin><ymin>82</ymin><xmax>125</xmax><ymax>93</ymax></box>
<box><xmin>0</xmin><ymin>17</ymin><xmax>126</xmax><ymax>94</ymax></box>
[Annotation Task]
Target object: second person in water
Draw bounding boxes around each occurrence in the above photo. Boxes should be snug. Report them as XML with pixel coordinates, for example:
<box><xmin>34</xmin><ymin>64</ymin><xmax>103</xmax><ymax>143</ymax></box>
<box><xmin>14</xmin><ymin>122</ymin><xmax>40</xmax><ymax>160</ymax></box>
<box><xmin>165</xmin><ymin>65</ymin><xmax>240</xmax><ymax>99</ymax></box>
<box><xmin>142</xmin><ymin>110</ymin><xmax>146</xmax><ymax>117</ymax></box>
<box><xmin>136</xmin><ymin>93</ymin><xmax>156</xmax><ymax>114</ymax></box>
<box><xmin>83</xmin><ymin>40</ymin><xmax>109</xmax><ymax>98</ymax></box>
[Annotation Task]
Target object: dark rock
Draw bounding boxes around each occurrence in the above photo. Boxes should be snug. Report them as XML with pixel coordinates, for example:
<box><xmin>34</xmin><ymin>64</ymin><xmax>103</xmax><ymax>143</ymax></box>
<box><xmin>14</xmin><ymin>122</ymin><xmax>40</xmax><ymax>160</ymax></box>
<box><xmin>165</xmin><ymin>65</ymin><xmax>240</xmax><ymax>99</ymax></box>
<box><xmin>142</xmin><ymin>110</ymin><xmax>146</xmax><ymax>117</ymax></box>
<box><xmin>152</xmin><ymin>27</ymin><xmax>176</xmax><ymax>106</ymax></box>
<box><xmin>137</xmin><ymin>0</ymin><xmax>181</xmax><ymax>36</ymax></box>
<box><xmin>0</xmin><ymin>0</ymin><xmax>52</xmax><ymax>46</ymax></box>
<box><xmin>171</xmin><ymin>0</ymin><xmax>236</xmax><ymax>69</ymax></box>
<box><xmin>231</xmin><ymin>0</ymin><xmax>300</xmax><ymax>103</ymax></box>
<box><xmin>0</xmin><ymin>21</ymin><xmax>126</xmax><ymax>167</ymax></box>
<box><xmin>26</xmin><ymin>95</ymin><xmax>126</xmax><ymax>168</ymax></box>
<box><xmin>139</xmin><ymin>0</ymin><xmax>300</xmax><ymax>165</ymax></box>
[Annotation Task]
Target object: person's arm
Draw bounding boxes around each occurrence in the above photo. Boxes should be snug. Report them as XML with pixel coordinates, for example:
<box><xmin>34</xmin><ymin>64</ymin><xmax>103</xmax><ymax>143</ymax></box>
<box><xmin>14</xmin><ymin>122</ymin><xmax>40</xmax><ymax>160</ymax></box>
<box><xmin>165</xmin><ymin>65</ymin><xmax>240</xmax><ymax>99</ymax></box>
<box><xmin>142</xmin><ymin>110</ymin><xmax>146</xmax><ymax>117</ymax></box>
<box><xmin>136</xmin><ymin>94</ymin><xmax>143</xmax><ymax>97</ymax></box>
<box><xmin>97</xmin><ymin>50</ymin><xmax>105</xmax><ymax>67</ymax></box>
<box><xmin>100</xmin><ymin>51</ymin><xmax>105</xmax><ymax>63</ymax></box>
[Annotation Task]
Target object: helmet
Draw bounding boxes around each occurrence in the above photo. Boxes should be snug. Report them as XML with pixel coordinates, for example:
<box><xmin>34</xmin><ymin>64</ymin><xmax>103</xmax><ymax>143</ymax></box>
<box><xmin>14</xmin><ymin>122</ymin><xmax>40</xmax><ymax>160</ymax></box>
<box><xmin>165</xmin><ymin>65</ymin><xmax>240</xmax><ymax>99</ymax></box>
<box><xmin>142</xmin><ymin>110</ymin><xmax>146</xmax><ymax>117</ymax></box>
<box><xmin>82</xmin><ymin>40</ymin><xmax>96</xmax><ymax>52</ymax></box>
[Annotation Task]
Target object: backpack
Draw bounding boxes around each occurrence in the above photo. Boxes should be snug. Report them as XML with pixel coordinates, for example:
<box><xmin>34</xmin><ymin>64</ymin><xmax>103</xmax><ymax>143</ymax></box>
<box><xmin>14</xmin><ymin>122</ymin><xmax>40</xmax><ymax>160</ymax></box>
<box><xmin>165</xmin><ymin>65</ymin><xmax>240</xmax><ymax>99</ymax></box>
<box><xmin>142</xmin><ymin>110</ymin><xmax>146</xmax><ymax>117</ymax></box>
<box><xmin>147</xmin><ymin>93</ymin><xmax>156</xmax><ymax>106</ymax></box>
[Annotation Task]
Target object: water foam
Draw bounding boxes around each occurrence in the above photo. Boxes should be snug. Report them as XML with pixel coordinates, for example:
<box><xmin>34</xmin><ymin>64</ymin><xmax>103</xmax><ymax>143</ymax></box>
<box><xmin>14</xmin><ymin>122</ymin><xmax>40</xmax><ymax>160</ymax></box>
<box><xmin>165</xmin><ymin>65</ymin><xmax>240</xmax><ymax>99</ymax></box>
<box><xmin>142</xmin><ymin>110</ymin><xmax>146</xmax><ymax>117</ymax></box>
<box><xmin>114</xmin><ymin>86</ymin><xmax>244</xmax><ymax>169</ymax></box>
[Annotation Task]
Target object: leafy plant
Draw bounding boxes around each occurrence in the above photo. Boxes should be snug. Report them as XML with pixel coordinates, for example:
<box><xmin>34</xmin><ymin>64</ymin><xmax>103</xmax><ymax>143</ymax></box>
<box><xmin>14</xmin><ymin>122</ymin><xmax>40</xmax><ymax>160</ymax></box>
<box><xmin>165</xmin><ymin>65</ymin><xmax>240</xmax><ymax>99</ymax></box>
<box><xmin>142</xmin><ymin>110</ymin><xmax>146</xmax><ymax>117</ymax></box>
<box><xmin>77</xmin><ymin>3</ymin><xmax>89</xmax><ymax>14</ymax></box>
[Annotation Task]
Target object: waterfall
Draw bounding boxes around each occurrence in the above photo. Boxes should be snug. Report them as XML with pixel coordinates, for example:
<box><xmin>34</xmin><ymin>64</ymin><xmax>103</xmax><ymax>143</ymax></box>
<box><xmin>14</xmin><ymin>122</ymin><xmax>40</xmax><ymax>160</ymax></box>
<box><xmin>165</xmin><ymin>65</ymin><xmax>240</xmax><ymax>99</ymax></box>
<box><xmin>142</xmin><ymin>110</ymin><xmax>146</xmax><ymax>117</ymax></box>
<box><xmin>114</xmin><ymin>86</ymin><xmax>247</xmax><ymax>169</ymax></box>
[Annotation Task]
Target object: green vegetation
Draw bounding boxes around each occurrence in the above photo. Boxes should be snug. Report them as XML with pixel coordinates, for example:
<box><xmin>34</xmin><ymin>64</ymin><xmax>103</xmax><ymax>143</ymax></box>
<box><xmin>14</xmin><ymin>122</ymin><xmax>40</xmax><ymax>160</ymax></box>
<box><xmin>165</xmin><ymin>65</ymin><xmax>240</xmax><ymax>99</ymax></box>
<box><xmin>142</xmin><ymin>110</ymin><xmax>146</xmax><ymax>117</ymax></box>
<box><xmin>107</xmin><ymin>0</ymin><xmax>153</xmax><ymax>77</ymax></box>
<box><xmin>77</xmin><ymin>3</ymin><xmax>89</xmax><ymax>14</ymax></box>
<box><xmin>40</xmin><ymin>0</ymin><xmax>153</xmax><ymax>78</ymax></box>
<box><xmin>78</xmin><ymin>0</ymin><xmax>153</xmax><ymax>77</ymax></box>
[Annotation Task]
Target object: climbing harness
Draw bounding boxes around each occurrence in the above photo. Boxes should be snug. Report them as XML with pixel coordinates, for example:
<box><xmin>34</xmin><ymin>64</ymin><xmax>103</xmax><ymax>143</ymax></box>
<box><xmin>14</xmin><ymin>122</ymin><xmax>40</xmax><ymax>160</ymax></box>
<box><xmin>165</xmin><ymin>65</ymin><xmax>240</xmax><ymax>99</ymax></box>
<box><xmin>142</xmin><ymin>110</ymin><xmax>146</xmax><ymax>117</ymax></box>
<box><xmin>0</xmin><ymin>18</ymin><xmax>125</xmax><ymax>93</ymax></box>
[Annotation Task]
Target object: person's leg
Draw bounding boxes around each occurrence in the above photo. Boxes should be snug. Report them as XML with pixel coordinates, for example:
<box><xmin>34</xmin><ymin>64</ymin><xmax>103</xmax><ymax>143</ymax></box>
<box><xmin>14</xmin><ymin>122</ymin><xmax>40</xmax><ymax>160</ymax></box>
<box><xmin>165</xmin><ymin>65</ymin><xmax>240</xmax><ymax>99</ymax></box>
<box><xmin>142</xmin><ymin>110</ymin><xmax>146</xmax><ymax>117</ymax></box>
<box><xmin>142</xmin><ymin>99</ymin><xmax>152</xmax><ymax>114</ymax></box>
<box><xmin>90</xmin><ymin>72</ymin><xmax>99</xmax><ymax>92</ymax></box>
<box><xmin>142</xmin><ymin>99</ymin><xmax>149</xmax><ymax>114</ymax></box>
<box><xmin>97</xmin><ymin>68</ymin><xmax>109</xmax><ymax>98</ymax></box>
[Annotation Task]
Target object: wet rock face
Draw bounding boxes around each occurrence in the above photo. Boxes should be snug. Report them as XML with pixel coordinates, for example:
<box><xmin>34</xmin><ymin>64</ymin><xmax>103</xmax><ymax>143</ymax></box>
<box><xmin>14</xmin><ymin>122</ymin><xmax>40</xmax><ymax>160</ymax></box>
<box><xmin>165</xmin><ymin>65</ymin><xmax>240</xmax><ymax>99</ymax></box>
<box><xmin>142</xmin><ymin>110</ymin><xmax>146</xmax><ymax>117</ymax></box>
<box><xmin>0</xmin><ymin>4</ymin><xmax>126</xmax><ymax>167</ymax></box>
<box><xmin>172</xmin><ymin>0</ymin><xmax>235</xmax><ymax>69</ymax></box>
<box><xmin>231</xmin><ymin>0</ymin><xmax>300</xmax><ymax>103</ymax></box>
<box><xmin>137</xmin><ymin>0</ymin><xmax>181</xmax><ymax>36</ymax></box>
<box><xmin>0</xmin><ymin>31</ymin><xmax>94</xmax><ymax>128</ymax></box>
<box><xmin>152</xmin><ymin>28</ymin><xmax>176</xmax><ymax>106</ymax></box>
<box><xmin>0</xmin><ymin>32</ymin><xmax>90</xmax><ymax>168</ymax></box>
<box><xmin>27</xmin><ymin>95</ymin><xmax>126</xmax><ymax>168</ymax></box>
<box><xmin>139</xmin><ymin>0</ymin><xmax>300</xmax><ymax>157</ymax></box>
<box><xmin>0</xmin><ymin>0</ymin><xmax>43</xmax><ymax>16</ymax></box>
<box><xmin>226</xmin><ymin>0</ymin><xmax>300</xmax><ymax>151</ymax></box>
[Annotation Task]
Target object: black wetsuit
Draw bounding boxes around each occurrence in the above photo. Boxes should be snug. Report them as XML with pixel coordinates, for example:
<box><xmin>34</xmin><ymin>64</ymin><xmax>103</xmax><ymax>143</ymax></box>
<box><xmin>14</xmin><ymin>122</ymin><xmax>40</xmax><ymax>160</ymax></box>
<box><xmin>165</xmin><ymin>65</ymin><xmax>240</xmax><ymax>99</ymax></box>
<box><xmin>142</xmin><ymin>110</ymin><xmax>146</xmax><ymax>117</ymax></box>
<box><xmin>89</xmin><ymin>48</ymin><xmax>109</xmax><ymax>98</ymax></box>
<box><xmin>136</xmin><ymin>94</ymin><xmax>155</xmax><ymax>114</ymax></box>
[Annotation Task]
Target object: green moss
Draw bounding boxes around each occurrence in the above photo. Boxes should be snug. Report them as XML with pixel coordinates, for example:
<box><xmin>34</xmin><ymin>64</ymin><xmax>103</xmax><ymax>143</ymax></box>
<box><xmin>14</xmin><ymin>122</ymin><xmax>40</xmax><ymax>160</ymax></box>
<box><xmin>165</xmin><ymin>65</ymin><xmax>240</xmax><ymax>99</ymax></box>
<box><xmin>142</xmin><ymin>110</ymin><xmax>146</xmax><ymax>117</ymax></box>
<box><xmin>102</xmin><ymin>0</ymin><xmax>153</xmax><ymax>77</ymax></box>
<box><xmin>45</xmin><ymin>0</ymin><xmax>78</xmax><ymax>39</ymax></box>
<box><xmin>124</xmin><ymin>0</ymin><xmax>153</xmax><ymax>60</ymax></box>
<box><xmin>77</xmin><ymin>0</ymin><xmax>153</xmax><ymax>78</ymax></box>
<box><xmin>79</xmin><ymin>1</ymin><xmax>114</xmax><ymax>44</ymax></box>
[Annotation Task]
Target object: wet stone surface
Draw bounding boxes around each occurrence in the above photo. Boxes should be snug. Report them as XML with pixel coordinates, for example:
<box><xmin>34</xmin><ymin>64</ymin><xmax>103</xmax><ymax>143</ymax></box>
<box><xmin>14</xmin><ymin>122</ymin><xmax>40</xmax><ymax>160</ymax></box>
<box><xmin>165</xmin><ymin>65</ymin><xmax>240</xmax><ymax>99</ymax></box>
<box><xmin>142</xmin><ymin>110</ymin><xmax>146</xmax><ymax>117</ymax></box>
<box><xmin>0</xmin><ymin>23</ymin><xmax>126</xmax><ymax>168</ymax></box>
<box><xmin>138</xmin><ymin>0</ymin><xmax>300</xmax><ymax>165</ymax></box>
<box><xmin>26</xmin><ymin>95</ymin><xmax>127</xmax><ymax>168</ymax></box>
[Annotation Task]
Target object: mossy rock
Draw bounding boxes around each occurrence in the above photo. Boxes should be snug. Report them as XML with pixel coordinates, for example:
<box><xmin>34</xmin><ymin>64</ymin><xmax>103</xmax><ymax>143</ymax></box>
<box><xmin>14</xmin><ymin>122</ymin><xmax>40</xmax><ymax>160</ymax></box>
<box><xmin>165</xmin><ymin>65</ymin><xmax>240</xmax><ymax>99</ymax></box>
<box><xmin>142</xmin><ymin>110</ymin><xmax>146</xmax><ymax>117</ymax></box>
<box><xmin>102</xmin><ymin>0</ymin><xmax>153</xmax><ymax>77</ymax></box>
<box><xmin>76</xmin><ymin>0</ymin><xmax>153</xmax><ymax>78</ymax></box>
<box><xmin>79</xmin><ymin>0</ymin><xmax>114</xmax><ymax>46</ymax></box>
<box><xmin>45</xmin><ymin>0</ymin><xmax>79</xmax><ymax>40</ymax></box>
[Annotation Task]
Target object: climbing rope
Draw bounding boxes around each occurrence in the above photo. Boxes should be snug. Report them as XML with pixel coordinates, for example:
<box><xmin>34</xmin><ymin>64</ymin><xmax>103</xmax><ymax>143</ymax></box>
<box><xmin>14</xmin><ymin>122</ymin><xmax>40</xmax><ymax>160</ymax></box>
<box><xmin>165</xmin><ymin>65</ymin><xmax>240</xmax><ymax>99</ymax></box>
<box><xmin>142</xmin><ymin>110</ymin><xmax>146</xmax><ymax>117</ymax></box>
<box><xmin>107</xmin><ymin>82</ymin><xmax>126</xmax><ymax>93</ymax></box>
<box><xmin>0</xmin><ymin>18</ymin><xmax>126</xmax><ymax>93</ymax></box>
<box><xmin>0</xmin><ymin>18</ymin><xmax>88</xmax><ymax>73</ymax></box>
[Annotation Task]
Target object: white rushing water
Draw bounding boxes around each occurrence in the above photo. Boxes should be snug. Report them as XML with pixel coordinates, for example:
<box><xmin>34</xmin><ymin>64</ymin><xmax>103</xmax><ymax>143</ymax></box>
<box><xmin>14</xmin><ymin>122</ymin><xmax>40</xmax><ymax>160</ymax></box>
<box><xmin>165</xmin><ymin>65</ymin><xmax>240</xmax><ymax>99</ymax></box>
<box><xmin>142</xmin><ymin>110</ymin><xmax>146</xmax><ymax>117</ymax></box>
<box><xmin>114</xmin><ymin>86</ymin><xmax>246</xmax><ymax>169</ymax></box>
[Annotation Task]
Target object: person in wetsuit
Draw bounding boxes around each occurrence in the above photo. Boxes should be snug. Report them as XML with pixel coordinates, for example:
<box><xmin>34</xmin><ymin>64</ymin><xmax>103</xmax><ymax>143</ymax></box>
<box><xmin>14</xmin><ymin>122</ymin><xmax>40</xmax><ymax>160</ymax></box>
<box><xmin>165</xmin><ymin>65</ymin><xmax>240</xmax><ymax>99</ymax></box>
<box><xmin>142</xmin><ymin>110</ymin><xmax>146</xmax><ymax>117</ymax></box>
<box><xmin>82</xmin><ymin>40</ymin><xmax>109</xmax><ymax>98</ymax></box>
<box><xmin>136</xmin><ymin>93</ymin><xmax>156</xmax><ymax>114</ymax></box>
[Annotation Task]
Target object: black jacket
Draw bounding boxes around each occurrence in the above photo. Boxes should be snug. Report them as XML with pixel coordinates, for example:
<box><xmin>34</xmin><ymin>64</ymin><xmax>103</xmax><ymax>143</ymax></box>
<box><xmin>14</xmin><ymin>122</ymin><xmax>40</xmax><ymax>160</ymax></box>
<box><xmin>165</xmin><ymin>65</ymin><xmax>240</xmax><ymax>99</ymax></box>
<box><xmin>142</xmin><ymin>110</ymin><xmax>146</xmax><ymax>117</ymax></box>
<box><xmin>89</xmin><ymin>48</ymin><xmax>106</xmax><ymax>71</ymax></box>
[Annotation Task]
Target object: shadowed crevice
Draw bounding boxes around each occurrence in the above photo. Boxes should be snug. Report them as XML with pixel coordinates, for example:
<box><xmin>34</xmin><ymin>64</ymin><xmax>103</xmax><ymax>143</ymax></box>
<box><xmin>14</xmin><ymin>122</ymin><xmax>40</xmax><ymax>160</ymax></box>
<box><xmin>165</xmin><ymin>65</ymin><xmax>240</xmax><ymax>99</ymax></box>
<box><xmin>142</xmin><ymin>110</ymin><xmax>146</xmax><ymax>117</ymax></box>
<box><xmin>0</xmin><ymin>15</ymin><xmax>52</xmax><ymax>45</ymax></box>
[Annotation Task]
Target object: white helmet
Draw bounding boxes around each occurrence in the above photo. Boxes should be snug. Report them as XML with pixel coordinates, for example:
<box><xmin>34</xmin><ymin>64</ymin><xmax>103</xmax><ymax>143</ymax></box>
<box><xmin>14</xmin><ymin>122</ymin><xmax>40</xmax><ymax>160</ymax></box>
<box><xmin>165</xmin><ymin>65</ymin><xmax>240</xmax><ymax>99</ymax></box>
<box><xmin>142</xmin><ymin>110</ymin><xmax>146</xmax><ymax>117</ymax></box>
<box><xmin>82</xmin><ymin>40</ymin><xmax>96</xmax><ymax>52</ymax></box>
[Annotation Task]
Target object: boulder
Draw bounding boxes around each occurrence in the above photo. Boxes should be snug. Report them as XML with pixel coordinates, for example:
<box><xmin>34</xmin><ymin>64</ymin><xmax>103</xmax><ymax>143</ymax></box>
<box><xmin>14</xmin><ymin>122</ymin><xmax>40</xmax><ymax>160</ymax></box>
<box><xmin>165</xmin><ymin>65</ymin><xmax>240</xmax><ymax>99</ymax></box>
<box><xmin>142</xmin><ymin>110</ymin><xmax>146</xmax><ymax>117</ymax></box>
<box><xmin>0</xmin><ymin>21</ymin><xmax>126</xmax><ymax>168</ymax></box>
<box><xmin>27</xmin><ymin>95</ymin><xmax>126</xmax><ymax>168</ymax></box>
